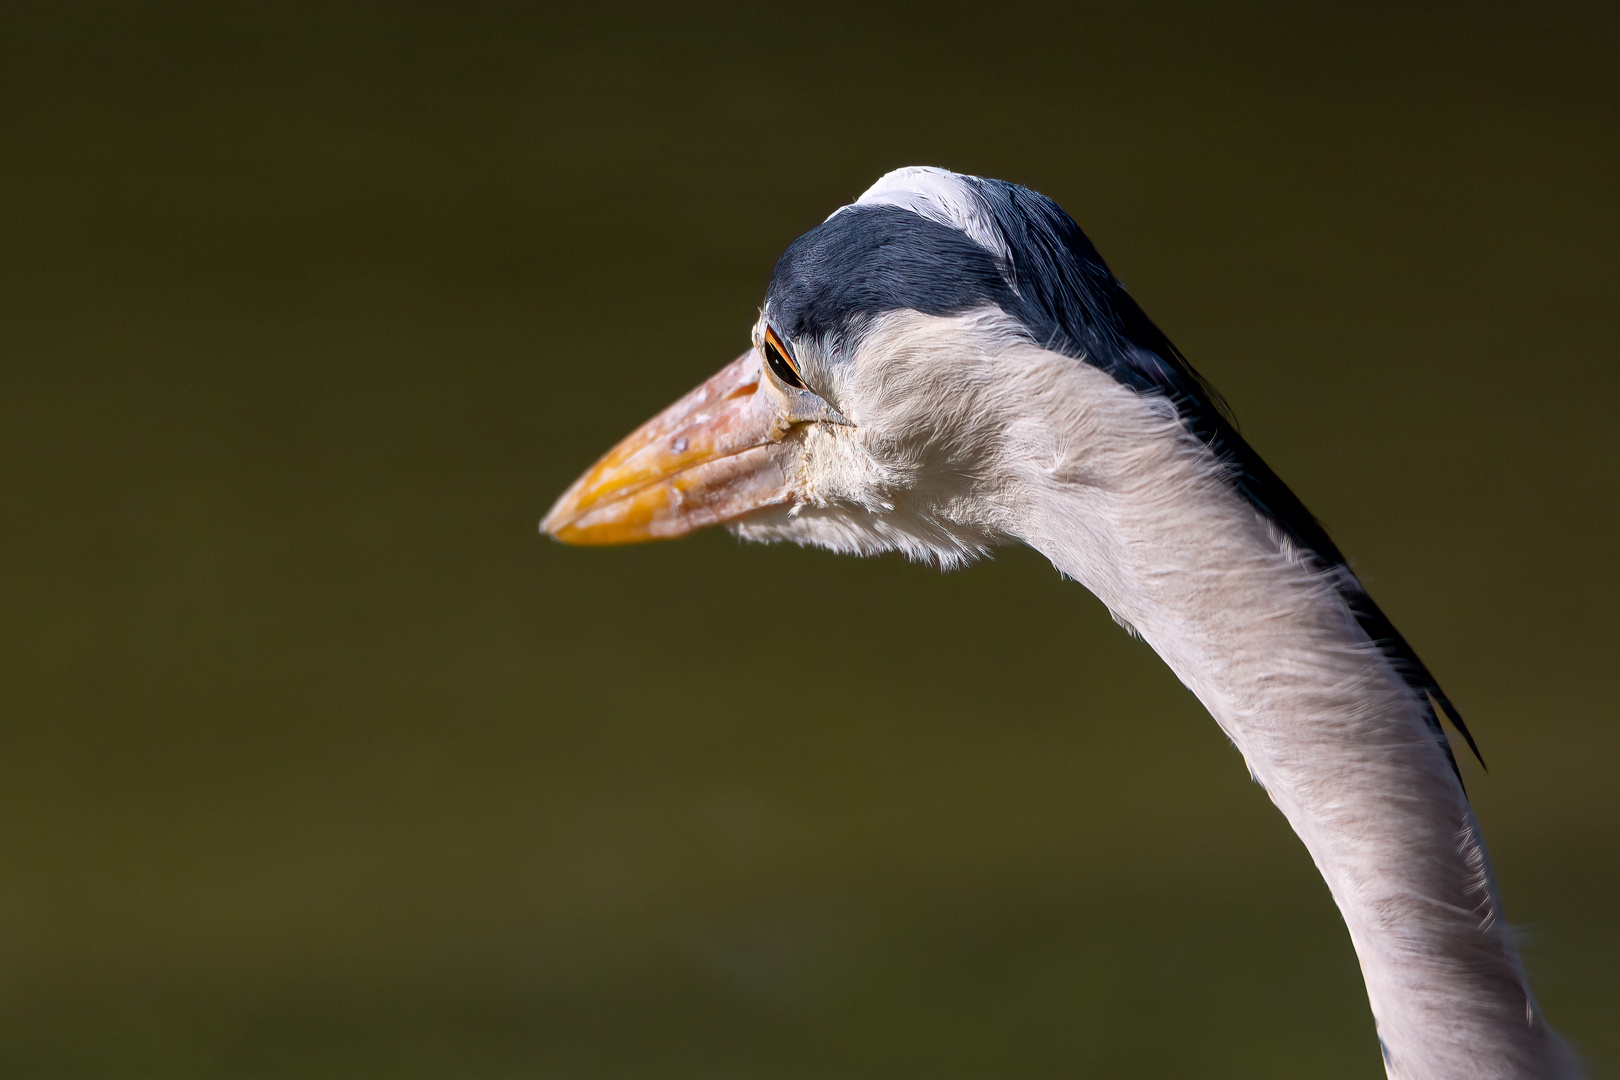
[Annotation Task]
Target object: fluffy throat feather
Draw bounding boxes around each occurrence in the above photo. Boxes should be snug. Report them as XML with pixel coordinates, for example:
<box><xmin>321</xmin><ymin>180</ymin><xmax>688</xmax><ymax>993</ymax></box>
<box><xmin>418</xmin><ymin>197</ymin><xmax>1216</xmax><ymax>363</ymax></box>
<box><xmin>733</xmin><ymin>307</ymin><xmax>1564</xmax><ymax>1079</ymax></box>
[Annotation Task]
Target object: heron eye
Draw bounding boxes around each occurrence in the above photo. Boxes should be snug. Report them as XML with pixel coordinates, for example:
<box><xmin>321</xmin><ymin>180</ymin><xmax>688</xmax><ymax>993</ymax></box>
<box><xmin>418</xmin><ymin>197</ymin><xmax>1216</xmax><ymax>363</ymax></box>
<box><xmin>763</xmin><ymin>328</ymin><xmax>807</xmax><ymax>390</ymax></box>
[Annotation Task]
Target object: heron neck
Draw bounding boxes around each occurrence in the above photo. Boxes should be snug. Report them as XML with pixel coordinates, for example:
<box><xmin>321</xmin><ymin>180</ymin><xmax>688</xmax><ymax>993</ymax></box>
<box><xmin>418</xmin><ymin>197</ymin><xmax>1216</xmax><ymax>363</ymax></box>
<box><xmin>996</xmin><ymin>357</ymin><xmax>1574</xmax><ymax>1080</ymax></box>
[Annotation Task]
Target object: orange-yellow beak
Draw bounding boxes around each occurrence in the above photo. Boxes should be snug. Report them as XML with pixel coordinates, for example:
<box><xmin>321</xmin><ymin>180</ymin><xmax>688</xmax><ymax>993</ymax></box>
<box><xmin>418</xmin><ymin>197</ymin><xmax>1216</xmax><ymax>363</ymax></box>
<box><xmin>541</xmin><ymin>350</ymin><xmax>794</xmax><ymax>545</ymax></box>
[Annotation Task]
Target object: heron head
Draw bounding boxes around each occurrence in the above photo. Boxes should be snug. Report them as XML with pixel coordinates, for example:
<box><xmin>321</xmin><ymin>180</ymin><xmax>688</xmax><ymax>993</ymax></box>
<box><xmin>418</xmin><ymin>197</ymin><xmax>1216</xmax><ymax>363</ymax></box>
<box><xmin>542</xmin><ymin>166</ymin><xmax>1131</xmax><ymax>568</ymax></box>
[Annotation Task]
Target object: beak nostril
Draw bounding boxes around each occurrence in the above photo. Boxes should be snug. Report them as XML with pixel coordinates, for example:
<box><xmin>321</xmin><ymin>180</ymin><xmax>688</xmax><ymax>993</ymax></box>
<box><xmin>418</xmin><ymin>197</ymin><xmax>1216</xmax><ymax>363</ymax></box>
<box><xmin>724</xmin><ymin>381</ymin><xmax>758</xmax><ymax>401</ymax></box>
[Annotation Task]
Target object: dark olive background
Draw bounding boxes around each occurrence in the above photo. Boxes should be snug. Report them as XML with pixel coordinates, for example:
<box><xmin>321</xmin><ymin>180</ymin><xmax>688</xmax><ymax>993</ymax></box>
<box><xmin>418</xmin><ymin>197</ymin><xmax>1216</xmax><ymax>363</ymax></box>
<box><xmin>2</xmin><ymin>3</ymin><xmax>1615</xmax><ymax>1077</ymax></box>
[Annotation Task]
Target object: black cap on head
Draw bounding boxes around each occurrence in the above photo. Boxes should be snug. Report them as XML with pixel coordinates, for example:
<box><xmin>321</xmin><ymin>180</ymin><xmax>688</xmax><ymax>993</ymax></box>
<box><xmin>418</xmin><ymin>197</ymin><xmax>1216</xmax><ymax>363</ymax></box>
<box><xmin>764</xmin><ymin>206</ymin><xmax>1014</xmax><ymax>349</ymax></box>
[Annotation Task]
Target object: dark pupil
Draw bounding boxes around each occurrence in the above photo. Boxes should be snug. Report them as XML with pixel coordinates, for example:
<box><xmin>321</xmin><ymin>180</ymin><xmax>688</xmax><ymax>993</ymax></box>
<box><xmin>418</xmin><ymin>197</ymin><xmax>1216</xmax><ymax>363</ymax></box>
<box><xmin>764</xmin><ymin>339</ymin><xmax>806</xmax><ymax>389</ymax></box>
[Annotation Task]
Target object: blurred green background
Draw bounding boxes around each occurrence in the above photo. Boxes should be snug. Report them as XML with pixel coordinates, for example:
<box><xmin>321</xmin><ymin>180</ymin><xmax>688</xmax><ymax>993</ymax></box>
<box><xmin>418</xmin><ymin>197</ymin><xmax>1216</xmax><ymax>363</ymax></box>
<box><xmin>2</xmin><ymin>3</ymin><xmax>1615</xmax><ymax>1077</ymax></box>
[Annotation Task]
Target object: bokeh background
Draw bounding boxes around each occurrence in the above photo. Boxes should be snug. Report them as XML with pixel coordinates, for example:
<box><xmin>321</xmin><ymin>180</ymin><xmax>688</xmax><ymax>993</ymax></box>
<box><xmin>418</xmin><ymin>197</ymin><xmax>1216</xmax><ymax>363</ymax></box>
<box><xmin>2</xmin><ymin>3</ymin><xmax>1615</xmax><ymax>1077</ymax></box>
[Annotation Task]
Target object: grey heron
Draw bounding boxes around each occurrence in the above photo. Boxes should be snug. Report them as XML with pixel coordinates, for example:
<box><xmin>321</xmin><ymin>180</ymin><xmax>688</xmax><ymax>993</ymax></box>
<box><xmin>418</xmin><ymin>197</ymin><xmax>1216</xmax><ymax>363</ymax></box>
<box><xmin>541</xmin><ymin>167</ymin><xmax>1576</xmax><ymax>1079</ymax></box>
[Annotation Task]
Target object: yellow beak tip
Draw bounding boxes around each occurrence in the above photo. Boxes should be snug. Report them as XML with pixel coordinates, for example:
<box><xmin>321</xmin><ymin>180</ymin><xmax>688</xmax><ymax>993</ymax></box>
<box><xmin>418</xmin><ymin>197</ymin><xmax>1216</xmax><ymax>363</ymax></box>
<box><xmin>539</xmin><ymin>504</ymin><xmax>659</xmax><ymax>547</ymax></box>
<box><xmin>539</xmin><ymin>349</ymin><xmax>789</xmax><ymax>550</ymax></box>
<box><xmin>540</xmin><ymin>514</ymin><xmax>589</xmax><ymax>545</ymax></box>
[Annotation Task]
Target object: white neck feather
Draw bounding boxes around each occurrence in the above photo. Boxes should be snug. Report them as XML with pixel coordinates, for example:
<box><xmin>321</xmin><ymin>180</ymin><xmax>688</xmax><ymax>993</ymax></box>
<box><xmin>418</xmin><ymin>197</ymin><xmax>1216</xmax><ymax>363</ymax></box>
<box><xmin>737</xmin><ymin>309</ymin><xmax>1575</xmax><ymax>1075</ymax></box>
<box><xmin>754</xmin><ymin>310</ymin><xmax>1578</xmax><ymax>1079</ymax></box>
<box><xmin>990</xmin><ymin>341</ymin><xmax>1575</xmax><ymax>1079</ymax></box>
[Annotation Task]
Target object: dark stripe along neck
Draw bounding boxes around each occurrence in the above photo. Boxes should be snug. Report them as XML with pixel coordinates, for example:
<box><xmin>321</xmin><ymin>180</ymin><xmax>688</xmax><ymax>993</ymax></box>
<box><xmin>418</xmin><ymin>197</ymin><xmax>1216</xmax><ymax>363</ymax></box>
<box><xmin>764</xmin><ymin>183</ymin><xmax>1481</xmax><ymax>781</ymax></box>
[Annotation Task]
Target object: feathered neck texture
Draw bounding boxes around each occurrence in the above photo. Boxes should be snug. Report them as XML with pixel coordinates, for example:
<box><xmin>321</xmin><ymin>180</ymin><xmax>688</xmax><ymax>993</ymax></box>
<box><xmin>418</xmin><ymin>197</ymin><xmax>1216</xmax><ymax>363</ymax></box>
<box><xmin>980</xmin><ymin>333</ymin><xmax>1577</xmax><ymax>1080</ymax></box>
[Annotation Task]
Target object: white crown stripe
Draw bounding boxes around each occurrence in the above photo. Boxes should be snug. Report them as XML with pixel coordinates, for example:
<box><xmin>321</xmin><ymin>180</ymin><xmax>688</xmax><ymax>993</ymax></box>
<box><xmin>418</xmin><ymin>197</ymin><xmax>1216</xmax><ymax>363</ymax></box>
<box><xmin>833</xmin><ymin>166</ymin><xmax>1013</xmax><ymax>265</ymax></box>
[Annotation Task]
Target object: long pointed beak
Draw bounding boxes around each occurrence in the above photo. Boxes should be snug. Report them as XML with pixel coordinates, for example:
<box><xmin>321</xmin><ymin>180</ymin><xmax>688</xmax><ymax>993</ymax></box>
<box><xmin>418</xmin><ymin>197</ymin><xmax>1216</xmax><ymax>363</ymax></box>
<box><xmin>541</xmin><ymin>350</ymin><xmax>793</xmax><ymax>545</ymax></box>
